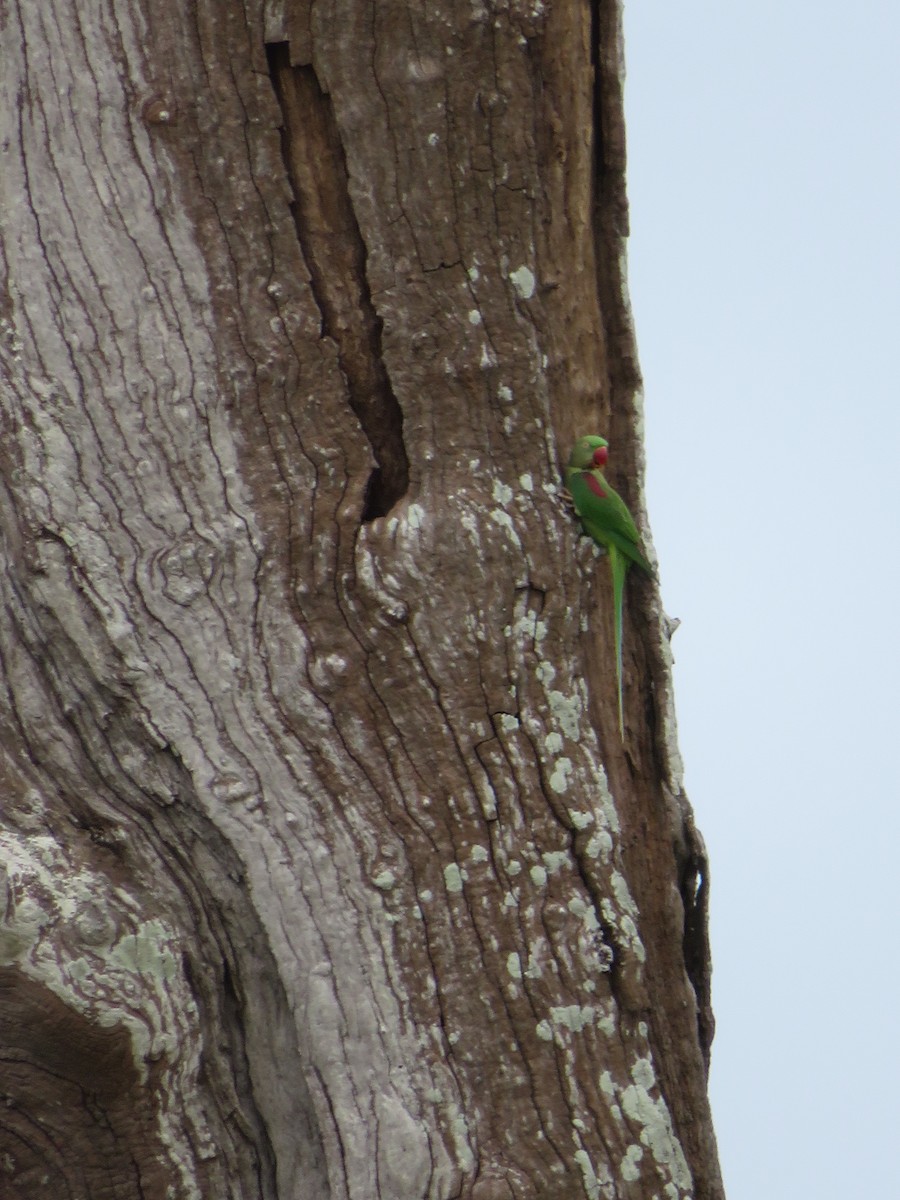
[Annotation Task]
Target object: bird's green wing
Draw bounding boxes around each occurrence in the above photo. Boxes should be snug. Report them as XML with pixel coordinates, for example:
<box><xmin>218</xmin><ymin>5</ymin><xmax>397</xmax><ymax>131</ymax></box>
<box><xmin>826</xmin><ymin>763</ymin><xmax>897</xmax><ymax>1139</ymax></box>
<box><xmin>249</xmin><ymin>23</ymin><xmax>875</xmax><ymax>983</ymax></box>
<box><xmin>567</xmin><ymin>468</ymin><xmax>652</xmax><ymax>575</ymax></box>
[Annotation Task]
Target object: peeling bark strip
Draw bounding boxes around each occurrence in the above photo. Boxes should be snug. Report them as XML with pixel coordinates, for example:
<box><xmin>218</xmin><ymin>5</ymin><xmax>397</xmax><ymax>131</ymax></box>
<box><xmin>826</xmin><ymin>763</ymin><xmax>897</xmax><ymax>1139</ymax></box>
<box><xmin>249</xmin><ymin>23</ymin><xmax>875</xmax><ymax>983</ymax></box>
<box><xmin>265</xmin><ymin>41</ymin><xmax>409</xmax><ymax>520</ymax></box>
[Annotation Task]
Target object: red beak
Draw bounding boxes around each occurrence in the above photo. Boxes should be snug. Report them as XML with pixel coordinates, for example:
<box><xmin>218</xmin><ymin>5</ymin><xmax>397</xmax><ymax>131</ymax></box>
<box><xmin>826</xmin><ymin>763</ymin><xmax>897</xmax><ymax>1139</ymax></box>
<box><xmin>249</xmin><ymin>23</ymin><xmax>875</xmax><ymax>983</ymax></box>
<box><xmin>592</xmin><ymin>446</ymin><xmax>608</xmax><ymax>468</ymax></box>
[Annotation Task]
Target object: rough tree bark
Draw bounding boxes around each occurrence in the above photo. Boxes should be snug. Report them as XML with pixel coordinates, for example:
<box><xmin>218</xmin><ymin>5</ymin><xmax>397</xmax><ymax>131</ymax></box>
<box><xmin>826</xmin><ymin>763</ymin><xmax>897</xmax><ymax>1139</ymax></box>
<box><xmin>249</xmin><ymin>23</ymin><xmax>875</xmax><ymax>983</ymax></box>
<box><xmin>0</xmin><ymin>1</ymin><xmax>722</xmax><ymax>1198</ymax></box>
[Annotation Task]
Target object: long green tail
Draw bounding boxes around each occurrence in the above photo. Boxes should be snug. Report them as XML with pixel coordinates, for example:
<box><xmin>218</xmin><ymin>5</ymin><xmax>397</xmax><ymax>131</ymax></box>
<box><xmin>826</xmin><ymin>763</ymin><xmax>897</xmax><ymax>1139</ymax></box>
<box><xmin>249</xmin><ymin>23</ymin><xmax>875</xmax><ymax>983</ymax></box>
<box><xmin>610</xmin><ymin>545</ymin><xmax>627</xmax><ymax>736</ymax></box>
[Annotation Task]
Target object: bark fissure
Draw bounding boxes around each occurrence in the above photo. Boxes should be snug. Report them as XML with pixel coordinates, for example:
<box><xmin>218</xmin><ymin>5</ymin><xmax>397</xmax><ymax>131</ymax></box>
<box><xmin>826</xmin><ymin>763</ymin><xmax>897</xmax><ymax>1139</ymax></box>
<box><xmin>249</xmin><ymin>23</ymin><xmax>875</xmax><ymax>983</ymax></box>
<box><xmin>680</xmin><ymin>817</ymin><xmax>715</xmax><ymax>1072</ymax></box>
<box><xmin>265</xmin><ymin>41</ymin><xmax>409</xmax><ymax>521</ymax></box>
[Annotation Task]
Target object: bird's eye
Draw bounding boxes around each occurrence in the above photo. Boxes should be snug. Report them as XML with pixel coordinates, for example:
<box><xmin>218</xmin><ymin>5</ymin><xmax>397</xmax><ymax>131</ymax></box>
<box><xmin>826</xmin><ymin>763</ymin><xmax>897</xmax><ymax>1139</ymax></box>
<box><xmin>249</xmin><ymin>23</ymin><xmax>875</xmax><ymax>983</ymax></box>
<box><xmin>592</xmin><ymin>446</ymin><xmax>608</xmax><ymax>467</ymax></box>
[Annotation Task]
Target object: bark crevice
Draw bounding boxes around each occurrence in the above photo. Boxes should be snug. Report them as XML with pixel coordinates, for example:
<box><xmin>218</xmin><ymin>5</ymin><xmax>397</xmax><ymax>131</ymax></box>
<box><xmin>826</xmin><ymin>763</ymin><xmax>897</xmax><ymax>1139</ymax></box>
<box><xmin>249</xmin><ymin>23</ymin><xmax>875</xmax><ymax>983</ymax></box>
<box><xmin>265</xmin><ymin>41</ymin><xmax>409</xmax><ymax>521</ymax></box>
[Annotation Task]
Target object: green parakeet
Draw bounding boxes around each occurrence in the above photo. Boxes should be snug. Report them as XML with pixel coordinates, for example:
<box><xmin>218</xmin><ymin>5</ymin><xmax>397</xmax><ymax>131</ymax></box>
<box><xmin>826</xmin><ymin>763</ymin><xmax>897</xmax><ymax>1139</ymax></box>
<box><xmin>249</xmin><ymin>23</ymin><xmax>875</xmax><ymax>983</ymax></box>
<box><xmin>566</xmin><ymin>435</ymin><xmax>652</xmax><ymax>735</ymax></box>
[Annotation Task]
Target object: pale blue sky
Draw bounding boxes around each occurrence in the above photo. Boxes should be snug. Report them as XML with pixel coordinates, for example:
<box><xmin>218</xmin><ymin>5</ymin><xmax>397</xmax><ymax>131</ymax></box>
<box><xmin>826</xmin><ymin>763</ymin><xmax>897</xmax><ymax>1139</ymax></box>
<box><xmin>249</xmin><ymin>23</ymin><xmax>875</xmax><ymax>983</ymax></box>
<box><xmin>624</xmin><ymin>3</ymin><xmax>900</xmax><ymax>1196</ymax></box>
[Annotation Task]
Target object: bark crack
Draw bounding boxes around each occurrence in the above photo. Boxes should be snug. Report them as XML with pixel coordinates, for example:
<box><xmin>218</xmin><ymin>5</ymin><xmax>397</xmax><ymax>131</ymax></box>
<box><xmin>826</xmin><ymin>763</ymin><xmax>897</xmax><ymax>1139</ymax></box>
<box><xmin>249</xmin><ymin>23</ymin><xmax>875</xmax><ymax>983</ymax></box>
<box><xmin>265</xmin><ymin>42</ymin><xmax>409</xmax><ymax>520</ymax></box>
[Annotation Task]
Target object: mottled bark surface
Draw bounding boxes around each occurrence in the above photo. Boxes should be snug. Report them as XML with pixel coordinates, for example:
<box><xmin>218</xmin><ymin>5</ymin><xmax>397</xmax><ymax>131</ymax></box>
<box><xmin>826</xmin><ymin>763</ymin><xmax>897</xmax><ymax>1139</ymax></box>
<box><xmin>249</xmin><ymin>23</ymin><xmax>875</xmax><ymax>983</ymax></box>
<box><xmin>0</xmin><ymin>2</ymin><xmax>722</xmax><ymax>1198</ymax></box>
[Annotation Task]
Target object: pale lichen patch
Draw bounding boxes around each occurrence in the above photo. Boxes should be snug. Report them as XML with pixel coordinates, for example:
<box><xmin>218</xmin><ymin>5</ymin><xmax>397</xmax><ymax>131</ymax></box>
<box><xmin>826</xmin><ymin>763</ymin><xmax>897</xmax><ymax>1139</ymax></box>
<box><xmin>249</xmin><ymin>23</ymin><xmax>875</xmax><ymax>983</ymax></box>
<box><xmin>620</xmin><ymin>1143</ymin><xmax>644</xmax><ymax>1182</ymax></box>
<box><xmin>509</xmin><ymin>264</ymin><xmax>536</xmax><ymax>299</ymax></box>
<box><xmin>567</xmin><ymin>898</ymin><xmax>599</xmax><ymax>935</ymax></box>
<box><xmin>489</xmin><ymin>508</ymin><xmax>521</xmax><ymax>548</ymax></box>
<box><xmin>620</xmin><ymin>1080</ymin><xmax>693</xmax><ymax>1192</ymax></box>
<box><xmin>631</xmin><ymin>1055</ymin><xmax>656</xmax><ymax>1090</ymax></box>
<box><xmin>568</xmin><ymin>808</ymin><xmax>593</xmax><ymax>831</ymax></box>
<box><xmin>459</xmin><ymin>510</ymin><xmax>480</xmax><ymax>542</ymax></box>
<box><xmin>585</xmin><ymin>828</ymin><xmax>613</xmax><ymax>861</ymax></box>
<box><xmin>110</xmin><ymin>921</ymin><xmax>179</xmax><ymax>981</ymax></box>
<box><xmin>619</xmin><ymin>915</ymin><xmax>646</xmax><ymax>962</ymax></box>
<box><xmin>596</xmin><ymin>1011</ymin><xmax>617</xmax><ymax>1039</ymax></box>
<box><xmin>491</xmin><ymin>478</ymin><xmax>513</xmax><ymax>506</ymax></box>
<box><xmin>550</xmin><ymin>1004</ymin><xmax>594</xmax><ymax>1033</ymax></box>
<box><xmin>535</xmin><ymin>660</ymin><xmax>556</xmax><ymax>686</ymax></box>
<box><xmin>610</xmin><ymin>869</ymin><xmax>639</xmax><ymax>918</ymax></box>
<box><xmin>447</xmin><ymin>1106</ymin><xmax>476</xmax><ymax>1173</ymax></box>
<box><xmin>533</xmin><ymin>619</ymin><xmax>548</xmax><ymax>643</ymax></box>
<box><xmin>548</xmin><ymin>689</ymin><xmax>582</xmax><ymax>739</ymax></box>
<box><xmin>523</xmin><ymin>951</ymin><xmax>543</xmax><ymax>979</ymax></box>
<box><xmin>544</xmin><ymin>731</ymin><xmax>563</xmax><ymax>755</ymax></box>
<box><xmin>573</xmin><ymin>1149</ymin><xmax>601</xmax><ymax>1200</ymax></box>
<box><xmin>599</xmin><ymin>897</ymin><xmax>646</xmax><ymax>962</ymax></box>
<box><xmin>443</xmin><ymin>863</ymin><xmax>466</xmax><ymax>893</ymax></box>
<box><xmin>549</xmin><ymin>756</ymin><xmax>573</xmax><ymax>794</ymax></box>
<box><xmin>541</xmin><ymin>851</ymin><xmax>568</xmax><ymax>874</ymax></box>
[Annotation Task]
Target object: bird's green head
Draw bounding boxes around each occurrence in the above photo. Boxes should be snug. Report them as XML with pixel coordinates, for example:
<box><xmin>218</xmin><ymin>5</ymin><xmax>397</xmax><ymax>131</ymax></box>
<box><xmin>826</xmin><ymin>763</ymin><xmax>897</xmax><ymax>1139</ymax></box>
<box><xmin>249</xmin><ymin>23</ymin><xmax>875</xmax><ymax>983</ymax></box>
<box><xmin>568</xmin><ymin>435</ymin><xmax>609</xmax><ymax>470</ymax></box>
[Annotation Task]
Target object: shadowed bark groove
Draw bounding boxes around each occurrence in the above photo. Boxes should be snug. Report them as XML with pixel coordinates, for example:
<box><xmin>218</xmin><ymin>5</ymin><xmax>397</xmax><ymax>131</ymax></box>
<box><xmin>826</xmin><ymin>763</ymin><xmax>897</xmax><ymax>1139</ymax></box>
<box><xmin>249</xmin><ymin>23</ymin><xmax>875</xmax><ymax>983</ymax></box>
<box><xmin>681</xmin><ymin>825</ymin><xmax>714</xmax><ymax>1072</ymax></box>
<box><xmin>266</xmin><ymin>40</ymin><xmax>409</xmax><ymax>520</ymax></box>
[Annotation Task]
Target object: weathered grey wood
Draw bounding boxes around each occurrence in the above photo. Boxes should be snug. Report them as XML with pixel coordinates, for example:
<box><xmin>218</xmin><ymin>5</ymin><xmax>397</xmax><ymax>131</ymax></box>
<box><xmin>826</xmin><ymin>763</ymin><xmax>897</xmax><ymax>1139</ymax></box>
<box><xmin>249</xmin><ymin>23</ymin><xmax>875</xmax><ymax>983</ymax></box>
<box><xmin>0</xmin><ymin>1</ymin><xmax>723</xmax><ymax>1197</ymax></box>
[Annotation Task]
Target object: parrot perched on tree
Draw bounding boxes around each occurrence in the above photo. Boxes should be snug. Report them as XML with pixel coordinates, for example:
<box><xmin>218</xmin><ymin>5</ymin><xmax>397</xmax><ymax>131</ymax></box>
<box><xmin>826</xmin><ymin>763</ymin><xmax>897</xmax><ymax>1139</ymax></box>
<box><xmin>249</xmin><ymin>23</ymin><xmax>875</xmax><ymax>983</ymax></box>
<box><xmin>565</xmin><ymin>435</ymin><xmax>653</xmax><ymax>736</ymax></box>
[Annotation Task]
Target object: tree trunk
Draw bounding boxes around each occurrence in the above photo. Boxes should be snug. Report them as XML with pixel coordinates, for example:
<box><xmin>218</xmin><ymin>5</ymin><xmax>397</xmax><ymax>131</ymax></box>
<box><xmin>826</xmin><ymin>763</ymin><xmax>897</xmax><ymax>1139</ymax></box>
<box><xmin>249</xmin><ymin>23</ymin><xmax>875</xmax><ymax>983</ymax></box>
<box><xmin>0</xmin><ymin>2</ymin><xmax>722</xmax><ymax>1198</ymax></box>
